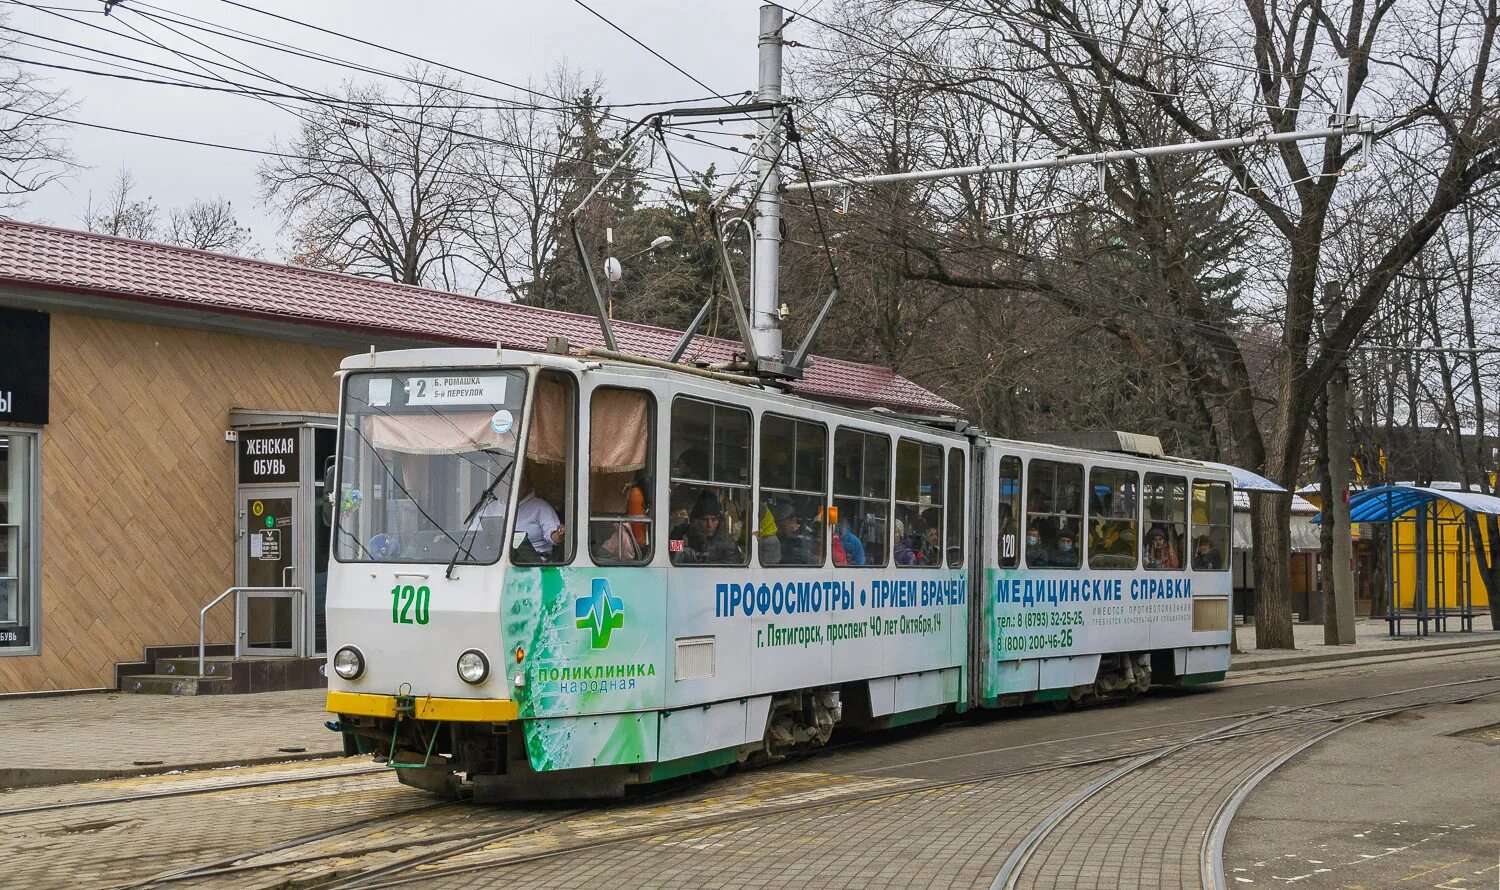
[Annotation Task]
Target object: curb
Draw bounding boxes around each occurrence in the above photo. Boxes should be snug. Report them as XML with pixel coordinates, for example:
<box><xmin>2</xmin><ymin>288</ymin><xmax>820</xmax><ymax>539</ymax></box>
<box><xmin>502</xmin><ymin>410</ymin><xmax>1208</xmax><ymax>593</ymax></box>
<box><xmin>0</xmin><ymin>749</ymin><xmax>346</xmax><ymax>791</ymax></box>
<box><xmin>1233</xmin><ymin>635</ymin><xmax>1500</xmax><ymax>672</ymax></box>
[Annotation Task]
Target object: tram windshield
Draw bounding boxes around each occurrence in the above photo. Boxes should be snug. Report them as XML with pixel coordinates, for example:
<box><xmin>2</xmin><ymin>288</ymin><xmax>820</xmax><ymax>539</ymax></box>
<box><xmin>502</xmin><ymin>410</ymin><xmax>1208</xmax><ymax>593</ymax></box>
<box><xmin>335</xmin><ymin>370</ymin><xmax>526</xmax><ymax>565</ymax></box>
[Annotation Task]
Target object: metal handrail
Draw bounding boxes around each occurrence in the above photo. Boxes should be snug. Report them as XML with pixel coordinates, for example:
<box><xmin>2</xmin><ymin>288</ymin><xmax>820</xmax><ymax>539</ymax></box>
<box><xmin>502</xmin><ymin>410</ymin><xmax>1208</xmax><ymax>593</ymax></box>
<box><xmin>199</xmin><ymin>586</ymin><xmax>305</xmax><ymax>676</ymax></box>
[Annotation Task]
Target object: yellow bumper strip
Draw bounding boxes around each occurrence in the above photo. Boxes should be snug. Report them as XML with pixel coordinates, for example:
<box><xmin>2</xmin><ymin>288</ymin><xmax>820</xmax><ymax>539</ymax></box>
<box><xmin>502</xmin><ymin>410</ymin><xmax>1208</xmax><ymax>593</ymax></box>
<box><xmin>327</xmin><ymin>690</ymin><xmax>519</xmax><ymax>723</ymax></box>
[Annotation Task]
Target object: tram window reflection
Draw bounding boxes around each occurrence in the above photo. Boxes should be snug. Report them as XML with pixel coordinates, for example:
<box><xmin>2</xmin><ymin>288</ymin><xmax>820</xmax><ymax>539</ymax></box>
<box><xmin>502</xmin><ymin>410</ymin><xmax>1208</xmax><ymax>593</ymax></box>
<box><xmin>512</xmin><ymin>371</ymin><xmax>576</xmax><ymax>566</ymax></box>
<box><xmin>1088</xmin><ymin>467</ymin><xmax>1139</xmax><ymax>570</ymax></box>
<box><xmin>997</xmin><ymin>456</ymin><xmax>1022</xmax><ymax>568</ymax></box>
<box><xmin>1143</xmin><ymin>473</ymin><xmax>1186</xmax><ymax>570</ymax></box>
<box><xmin>588</xmin><ymin>387</ymin><xmax>654</xmax><ymax>566</ymax></box>
<box><xmin>832</xmin><ymin>428</ymin><xmax>890</xmax><ymax>567</ymax></box>
<box><xmin>668</xmin><ymin>398</ymin><xmax>750</xmax><ymax>566</ymax></box>
<box><xmin>757</xmin><ymin>414</ymin><xmax>827</xmax><ymax>568</ymax></box>
<box><xmin>894</xmin><ymin>439</ymin><xmax>944</xmax><ymax>568</ymax></box>
<box><xmin>1190</xmin><ymin>480</ymin><xmax>1231</xmax><ymax>571</ymax></box>
<box><xmin>1026</xmin><ymin>460</ymin><xmax>1083</xmax><ymax>569</ymax></box>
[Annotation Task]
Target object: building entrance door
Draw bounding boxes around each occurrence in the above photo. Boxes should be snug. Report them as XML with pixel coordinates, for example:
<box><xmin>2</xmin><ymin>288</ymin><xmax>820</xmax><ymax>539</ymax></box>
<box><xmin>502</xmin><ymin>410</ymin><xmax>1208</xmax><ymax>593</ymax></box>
<box><xmin>239</xmin><ymin>490</ymin><xmax>299</xmax><ymax>655</ymax></box>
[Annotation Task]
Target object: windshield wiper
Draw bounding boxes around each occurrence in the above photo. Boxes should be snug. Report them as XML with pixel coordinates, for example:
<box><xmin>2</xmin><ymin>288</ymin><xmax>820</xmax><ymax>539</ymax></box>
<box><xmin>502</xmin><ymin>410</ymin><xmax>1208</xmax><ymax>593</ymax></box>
<box><xmin>446</xmin><ymin>452</ymin><xmax>515</xmax><ymax>580</ymax></box>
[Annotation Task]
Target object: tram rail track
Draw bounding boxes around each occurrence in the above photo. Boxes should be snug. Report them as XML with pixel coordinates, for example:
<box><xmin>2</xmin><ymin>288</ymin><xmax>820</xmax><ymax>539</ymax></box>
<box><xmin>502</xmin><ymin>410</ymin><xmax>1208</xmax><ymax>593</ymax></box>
<box><xmin>986</xmin><ymin>676</ymin><xmax>1500</xmax><ymax>890</ymax></box>
<box><xmin>0</xmin><ymin>763</ymin><xmax>384</xmax><ymax>819</ymax></box>
<box><xmin>305</xmin><ymin>675</ymin><xmax>1500</xmax><ymax>890</ymax></box>
<box><xmin>96</xmin><ymin>674</ymin><xmax>1500</xmax><ymax>889</ymax></box>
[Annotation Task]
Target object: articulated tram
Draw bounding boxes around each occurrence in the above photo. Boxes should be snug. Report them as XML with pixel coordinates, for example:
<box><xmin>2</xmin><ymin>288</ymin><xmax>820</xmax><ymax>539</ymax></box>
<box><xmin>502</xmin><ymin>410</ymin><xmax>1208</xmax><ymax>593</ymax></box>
<box><xmin>324</xmin><ymin>346</ymin><xmax>1233</xmax><ymax>800</ymax></box>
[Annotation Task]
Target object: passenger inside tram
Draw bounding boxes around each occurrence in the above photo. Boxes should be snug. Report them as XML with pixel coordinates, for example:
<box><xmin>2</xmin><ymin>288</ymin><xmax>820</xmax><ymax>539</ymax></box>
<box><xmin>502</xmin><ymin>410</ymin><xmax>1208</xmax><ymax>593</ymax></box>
<box><xmin>1048</xmin><ymin>531</ymin><xmax>1080</xmax><ymax>568</ymax></box>
<box><xmin>1143</xmin><ymin>526</ymin><xmax>1180</xmax><ymax>569</ymax></box>
<box><xmin>669</xmin><ymin>490</ymin><xmax>745</xmax><ymax>565</ymax></box>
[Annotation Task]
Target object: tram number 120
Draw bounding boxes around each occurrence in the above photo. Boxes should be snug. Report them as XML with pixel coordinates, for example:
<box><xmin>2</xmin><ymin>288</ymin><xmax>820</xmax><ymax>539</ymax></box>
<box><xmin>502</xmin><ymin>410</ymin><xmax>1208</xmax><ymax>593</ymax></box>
<box><xmin>390</xmin><ymin>584</ymin><xmax>432</xmax><ymax>625</ymax></box>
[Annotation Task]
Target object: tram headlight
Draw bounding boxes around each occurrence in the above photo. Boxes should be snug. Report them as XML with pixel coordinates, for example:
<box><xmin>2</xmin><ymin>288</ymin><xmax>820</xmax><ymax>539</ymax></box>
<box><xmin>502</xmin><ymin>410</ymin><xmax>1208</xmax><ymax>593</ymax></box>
<box><xmin>332</xmin><ymin>646</ymin><xmax>365</xmax><ymax>680</ymax></box>
<box><xmin>456</xmin><ymin>649</ymin><xmax>490</xmax><ymax>685</ymax></box>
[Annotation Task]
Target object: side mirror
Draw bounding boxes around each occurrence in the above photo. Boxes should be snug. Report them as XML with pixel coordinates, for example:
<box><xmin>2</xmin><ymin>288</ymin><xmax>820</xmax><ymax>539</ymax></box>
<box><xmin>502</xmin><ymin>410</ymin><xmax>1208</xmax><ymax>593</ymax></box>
<box><xmin>320</xmin><ymin>456</ymin><xmax>336</xmax><ymax>527</ymax></box>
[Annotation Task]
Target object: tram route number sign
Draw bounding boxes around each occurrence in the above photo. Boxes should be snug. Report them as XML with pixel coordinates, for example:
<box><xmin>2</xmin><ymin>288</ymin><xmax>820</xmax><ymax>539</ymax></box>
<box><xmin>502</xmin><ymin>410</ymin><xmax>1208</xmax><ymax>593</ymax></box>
<box><xmin>238</xmin><ymin>429</ymin><xmax>300</xmax><ymax>483</ymax></box>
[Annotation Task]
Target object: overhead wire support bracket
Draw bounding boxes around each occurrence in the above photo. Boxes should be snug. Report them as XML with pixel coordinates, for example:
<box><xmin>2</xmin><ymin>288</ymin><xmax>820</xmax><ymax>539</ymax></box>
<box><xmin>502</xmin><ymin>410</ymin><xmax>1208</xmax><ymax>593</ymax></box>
<box><xmin>783</xmin><ymin>122</ymin><xmax>1377</xmax><ymax>193</ymax></box>
<box><xmin>568</xmin><ymin>100</ymin><xmax>793</xmax><ymax>356</ymax></box>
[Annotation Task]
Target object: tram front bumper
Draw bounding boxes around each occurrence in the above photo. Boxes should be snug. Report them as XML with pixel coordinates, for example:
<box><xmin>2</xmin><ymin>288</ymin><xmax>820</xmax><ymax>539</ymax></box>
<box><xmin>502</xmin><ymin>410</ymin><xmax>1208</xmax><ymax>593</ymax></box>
<box><xmin>326</xmin><ymin>690</ymin><xmax>519</xmax><ymax>723</ymax></box>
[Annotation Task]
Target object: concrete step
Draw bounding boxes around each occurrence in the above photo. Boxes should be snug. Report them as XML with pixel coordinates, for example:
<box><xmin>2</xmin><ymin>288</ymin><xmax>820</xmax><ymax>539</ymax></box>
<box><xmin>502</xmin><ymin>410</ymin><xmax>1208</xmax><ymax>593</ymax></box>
<box><xmin>119</xmin><ymin>656</ymin><xmax>328</xmax><ymax>694</ymax></box>
<box><xmin>154</xmin><ymin>656</ymin><xmax>239</xmax><ymax>678</ymax></box>
<box><xmin>121</xmin><ymin>674</ymin><xmax>233</xmax><ymax>695</ymax></box>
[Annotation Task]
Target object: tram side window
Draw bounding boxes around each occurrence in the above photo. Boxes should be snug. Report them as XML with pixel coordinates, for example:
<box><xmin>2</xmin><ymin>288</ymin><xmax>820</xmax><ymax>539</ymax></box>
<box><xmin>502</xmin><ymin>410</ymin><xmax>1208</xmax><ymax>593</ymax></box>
<box><xmin>946</xmin><ymin>449</ymin><xmax>965</xmax><ymax>568</ymax></box>
<box><xmin>894</xmin><ymin>438</ymin><xmax>944</xmax><ymax>567</ymax></box>
<box><xmin>1026</xmin><ymin>460</ymin><xmax>1083</xmax><ymax>569</ymax></box>
<box><xmin>588</xmin><ymin>387</ymin><xmax>654</xmax><ymax>566</ymax></box>
<box><xmin>1142</xmin><ymin>473</ymin><xmax>1187</xmax><ymax>570</ymax></box>
<box><xmin>758</xmin><ymin>414</ymin><xmax>827</xmax><ymax>567</ymax></box>
<box><xmin>1190</xmin><ymin>480</ymin><xmax>1231</xmax><ymax>571</ymax></box>
<box><xmin>513</xmin><ymin>371</ymin><xmax>577</xmax><ymax>566</ymax></box>
<box><xmin>832</xmin><ymin>429</ymin><xmax>890</xmax><ymax>567</ymax></box>
<box><xmin>668</xmin><ymin>398</ymin><xmax>751</xmax><ymax>566</ymax></box>
<box><xmin>997</xmin><ymin>456</ymin><xmax>1022</xmax><ymax>568</ymax></box>
<box><xmin>1088</xmin><ymin>467</ymin><xmax>1139</xmax><ymax>570</ymax></box>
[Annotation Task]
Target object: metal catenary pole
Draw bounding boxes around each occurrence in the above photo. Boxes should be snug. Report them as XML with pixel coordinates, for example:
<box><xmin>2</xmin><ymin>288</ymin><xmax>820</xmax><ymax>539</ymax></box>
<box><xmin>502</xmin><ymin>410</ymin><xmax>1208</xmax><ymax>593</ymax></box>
<box><xmin>751</xmin><ymin>3</ymin><xmax>785</xmax><ymax>366</ymax></box>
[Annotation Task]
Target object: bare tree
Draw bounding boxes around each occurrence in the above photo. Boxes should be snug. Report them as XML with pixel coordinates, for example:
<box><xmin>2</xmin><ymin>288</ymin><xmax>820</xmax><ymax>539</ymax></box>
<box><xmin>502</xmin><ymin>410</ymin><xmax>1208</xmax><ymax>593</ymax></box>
<box><xmin>794</xmin><ymin>0</ymin><xmax>1499</xmax><ymax>648</ymax></box>
<box><xmin>259</xmin><ymin>66</ymin><xmax>486</xmax><ymax>287</ymax></box>
<box><xmin>83</xmin><ymin>169</ymin><xmax>159</xmax><ymax>240</ymax></box>
<box><xmin>167</xmin><ymin>197</ymin><xmax>259</xmax><ymax>256</ymax></box>
<box><xmin>0</xmin><ymin>16</ymin><xmax>73</xmax><ymax>209</ymax></box>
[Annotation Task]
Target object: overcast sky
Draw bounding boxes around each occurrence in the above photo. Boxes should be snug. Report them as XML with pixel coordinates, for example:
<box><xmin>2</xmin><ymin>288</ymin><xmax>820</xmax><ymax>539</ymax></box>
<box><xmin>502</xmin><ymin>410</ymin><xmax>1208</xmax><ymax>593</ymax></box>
<box><xmin>8</xmin><ymin>0</ymin><xmax>799</xmax><ymax>257</ymax></box>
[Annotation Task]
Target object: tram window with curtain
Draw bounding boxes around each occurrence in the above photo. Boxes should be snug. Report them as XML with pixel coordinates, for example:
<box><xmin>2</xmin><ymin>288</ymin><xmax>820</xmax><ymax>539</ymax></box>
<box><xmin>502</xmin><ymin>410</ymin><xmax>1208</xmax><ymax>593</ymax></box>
<box><xmin>894</xmin><ymin>438</ymin><xmax>945</xmax><ymax>567</ymax></box>
<box><xmin>668</xmin><ymin>397</ymin><xmax>751</xmax><ymax>566</ymax></box>
<box><xmin>831</xmin><ymin>429</ymin><xmax>890</xmax><ymax>567</ymax></box>
<box><xmin>997</xmin><ymin>456</ymin><xmax>1022</xmax><ymax>568</ymax></box>
<box><xmin>512</xmin><ymin>370</ymin><xmax>577</xmax><ymax>566</ymax></box>
<box><xmin>1088</xmin><ymin>467</ymin><xmax>1139</xmax><ymax>570</ymax></box>
<box><xmin>588</xmin><ymin>388</ymin><xmax>654</xmax><ymax>566</ymax></box>
<box><xmin>1142</xmin><ymin>473</ymin><xmax>1187</xmax><ymax>570</ymax></box>
<box><xmin>946</xmin><ymin>449</ymin><xmax>965</xmax><ymax>567</ymax></box>
<box><xmin>1190</xmin><ymin>480</ymin><xmax>1231</xmax><ymax>571</ymax></box>
<box><xmin>1025</xmin><ymin>460</ymin><xmax>1083</xmax><ymax>569</ymax></box>
<box><xmin>757</xmin><ymin>414</ymin><xmax>827</xmax><ymax>567</ymax></box>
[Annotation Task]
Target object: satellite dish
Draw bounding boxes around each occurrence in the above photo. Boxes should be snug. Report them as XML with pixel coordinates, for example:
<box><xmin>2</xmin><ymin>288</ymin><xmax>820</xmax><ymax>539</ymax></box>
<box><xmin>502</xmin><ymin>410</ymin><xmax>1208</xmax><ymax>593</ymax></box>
<box><xmin>603</xmin><ymin>256</ymin><xmax>623</xmax><ymax>282</ymax></box>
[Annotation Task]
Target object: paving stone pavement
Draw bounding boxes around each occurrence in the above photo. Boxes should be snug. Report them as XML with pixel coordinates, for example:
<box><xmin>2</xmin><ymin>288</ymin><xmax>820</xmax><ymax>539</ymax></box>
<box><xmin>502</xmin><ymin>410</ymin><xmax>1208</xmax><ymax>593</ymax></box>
<box><xmin>0</xmin><ymin>688</ymin><xmax>340</xmax><ymax>786</ymax></box>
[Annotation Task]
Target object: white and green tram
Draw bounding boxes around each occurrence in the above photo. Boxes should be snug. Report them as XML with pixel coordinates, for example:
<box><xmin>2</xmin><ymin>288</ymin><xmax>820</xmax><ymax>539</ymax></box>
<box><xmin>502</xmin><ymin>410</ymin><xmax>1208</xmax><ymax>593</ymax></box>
<box><xmin>325</xmin><ymin>346</ymin><xmax>1233</xmax><ymax>800</ymax></box>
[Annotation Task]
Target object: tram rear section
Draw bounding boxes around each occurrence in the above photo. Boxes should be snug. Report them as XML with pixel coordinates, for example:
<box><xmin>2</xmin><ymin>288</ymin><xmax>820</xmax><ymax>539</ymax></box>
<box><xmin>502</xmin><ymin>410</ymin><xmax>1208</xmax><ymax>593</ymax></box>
<box><xmin>324</xmin><ymin>348</ymin><xmax>1234</xmax><ymax>800</ymax></box>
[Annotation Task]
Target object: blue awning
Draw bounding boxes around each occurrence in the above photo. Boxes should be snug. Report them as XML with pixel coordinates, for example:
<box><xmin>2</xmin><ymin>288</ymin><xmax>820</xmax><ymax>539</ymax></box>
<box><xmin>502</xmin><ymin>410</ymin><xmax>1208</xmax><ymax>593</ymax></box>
<box><xmin>1197</xmin><ymin>460</ymin><xmax>1287</xmax><ymax>493</ymax></box>
<box><xmin>1345</xmin><ymin>484</ymin><xmax>1500</xmax><ymax>522</ymax></box>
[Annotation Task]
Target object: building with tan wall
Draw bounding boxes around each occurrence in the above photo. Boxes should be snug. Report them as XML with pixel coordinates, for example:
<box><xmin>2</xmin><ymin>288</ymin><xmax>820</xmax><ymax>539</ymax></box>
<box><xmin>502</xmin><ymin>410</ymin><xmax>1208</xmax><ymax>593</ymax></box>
<box><xmin>0</xmin><ymin>221</ymin><xmax>955</xmax><ymax>695</ymax></box>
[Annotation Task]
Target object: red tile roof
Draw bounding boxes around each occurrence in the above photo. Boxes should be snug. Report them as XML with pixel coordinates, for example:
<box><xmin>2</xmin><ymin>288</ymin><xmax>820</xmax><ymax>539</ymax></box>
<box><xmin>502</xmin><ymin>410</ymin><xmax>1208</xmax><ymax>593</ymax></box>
<box><xmin>0</xmin><ymin>219</ymin><xmax>960</xmax><ymax>415</ymax></box>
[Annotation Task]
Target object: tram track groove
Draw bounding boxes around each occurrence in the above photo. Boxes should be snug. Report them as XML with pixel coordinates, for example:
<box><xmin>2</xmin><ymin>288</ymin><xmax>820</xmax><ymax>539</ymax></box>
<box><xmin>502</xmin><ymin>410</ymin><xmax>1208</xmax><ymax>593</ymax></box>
<box><xmin>327</xmin><ymin>676</ymin><xmax>1500</xmax><ymax>889</ymax></box>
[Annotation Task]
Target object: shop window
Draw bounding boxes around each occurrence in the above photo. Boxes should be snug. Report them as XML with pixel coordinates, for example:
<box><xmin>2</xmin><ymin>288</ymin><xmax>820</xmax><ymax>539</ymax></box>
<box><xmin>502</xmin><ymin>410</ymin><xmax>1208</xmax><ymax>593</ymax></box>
<box><xmin>1026</xmin><ymin>460</ymin><xmax>1083</xmax><ymax>569</ymax></box>
<box><xmin>997</xmin><ymin>456</ymin><xmax>1022</xmax><ymax>568</ymax></box>
<box><xmin>757</xmin><ymin>414</ymin><xmax>827</xmax><ymax>567</ymax></box>
<box><xmin>832</xmin><ymin>428</ymin><xmax>890</xmax><ymax>567</ymax></box>
<box><xmin>668</xmin><ymin>398</ymin><xmax>751</xmax><ymax>566</ymax></box>
<box><xmin>947</xmin><ymin>449</ymin><xmax>965</xmax><ymax>567</ymax></box>
<box><xmin>894</xmin><ymin>438</ymin><xmax>944</xmax><ymax>567</ymax></box>
<box><xmin>0</xmin><ymin>431</ymin><xmax>37</xmax><ymax>655</ymax></box>
<box><xmin>1088</xmin><ymin>467</ymin><xmax>1139</xmax><ymax>570</ymax></box>
<box><xmin>1191</xmin><ymin>480</ymin><xmax>1231</xmax><ymax>571</ymax></box>
<box><xmin>1142</xmin><ymin>473</ymin><xmax>1187</xmax><ymax>570</ymax></box>
<box><xmin>588</xmin><ymin>388</ymin><xmax>654</xmax><ymax>566</ymax></box>
<box><xmin>513</xmin><ymin>371</ymin><xmax>577</xmax><ymax>565</ymax></box>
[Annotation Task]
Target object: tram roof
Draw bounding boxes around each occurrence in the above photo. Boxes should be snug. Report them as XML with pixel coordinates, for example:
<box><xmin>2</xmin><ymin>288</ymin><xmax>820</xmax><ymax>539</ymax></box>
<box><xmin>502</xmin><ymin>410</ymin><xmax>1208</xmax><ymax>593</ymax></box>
<box><xmin>0</xmin><ymin>219</ymin><xmax>960</xmax><ymax>416</ymax></box>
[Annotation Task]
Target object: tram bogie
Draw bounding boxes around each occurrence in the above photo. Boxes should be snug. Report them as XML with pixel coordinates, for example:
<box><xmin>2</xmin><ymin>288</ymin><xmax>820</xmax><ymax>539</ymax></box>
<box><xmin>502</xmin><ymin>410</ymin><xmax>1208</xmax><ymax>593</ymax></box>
<box><xmin>324</xmin><ymin>346</ymin><xmax>1233</xmax><ymax>800</ymax></box>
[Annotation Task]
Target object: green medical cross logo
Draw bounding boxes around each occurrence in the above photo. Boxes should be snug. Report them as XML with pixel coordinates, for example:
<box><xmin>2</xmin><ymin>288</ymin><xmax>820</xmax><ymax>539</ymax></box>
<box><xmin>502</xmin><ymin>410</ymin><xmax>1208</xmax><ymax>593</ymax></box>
<box><xmin>575</xmin><ymin>579</ymin><xmax>624</xmax><ymax>649</ymax></box>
